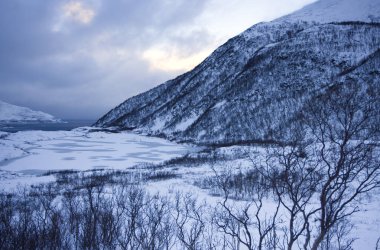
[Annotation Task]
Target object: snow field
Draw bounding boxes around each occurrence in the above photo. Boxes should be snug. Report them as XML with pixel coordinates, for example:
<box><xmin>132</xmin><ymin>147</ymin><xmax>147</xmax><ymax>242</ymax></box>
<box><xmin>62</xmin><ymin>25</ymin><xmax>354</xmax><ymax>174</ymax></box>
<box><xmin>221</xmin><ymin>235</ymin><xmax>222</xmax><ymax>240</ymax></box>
<box><xmin>0</xmin><ymin>129</ymin><xmax>379</xmax><ymax>249</ymax></box>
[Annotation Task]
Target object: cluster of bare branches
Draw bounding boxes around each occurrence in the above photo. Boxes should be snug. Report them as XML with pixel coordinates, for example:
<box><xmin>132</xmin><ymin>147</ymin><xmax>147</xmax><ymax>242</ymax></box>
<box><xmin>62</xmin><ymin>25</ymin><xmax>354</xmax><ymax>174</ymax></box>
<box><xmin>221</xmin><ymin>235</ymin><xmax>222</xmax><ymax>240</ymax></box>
<box><xmin>212</xmin><ymin>83</ymin><xmax>380</xmax><ymax>249</ymax></box>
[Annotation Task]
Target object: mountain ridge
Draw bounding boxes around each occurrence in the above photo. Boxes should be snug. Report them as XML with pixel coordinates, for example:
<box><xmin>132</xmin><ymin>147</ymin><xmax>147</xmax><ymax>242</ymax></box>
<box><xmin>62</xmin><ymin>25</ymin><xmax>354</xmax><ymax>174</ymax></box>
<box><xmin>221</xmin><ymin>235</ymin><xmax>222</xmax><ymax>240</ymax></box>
<box><xmin>95</xmin><ymin>0</ymin><xmax>380</xmax><ymax>145</ymax></box>
<box><xmin>278</xmin><ymin>0</ymin><xmax>380</xmax><ymax>24</ymax></box>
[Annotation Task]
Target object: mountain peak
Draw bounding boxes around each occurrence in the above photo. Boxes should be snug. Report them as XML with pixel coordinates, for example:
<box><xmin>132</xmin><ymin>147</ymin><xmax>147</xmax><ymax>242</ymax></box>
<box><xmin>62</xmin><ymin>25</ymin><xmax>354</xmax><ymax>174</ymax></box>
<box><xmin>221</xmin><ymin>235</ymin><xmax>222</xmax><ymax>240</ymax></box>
<box><xmin>279</xmin><ymin>0</ymin><xmax>380</xmax><ymax>23</ymax></box>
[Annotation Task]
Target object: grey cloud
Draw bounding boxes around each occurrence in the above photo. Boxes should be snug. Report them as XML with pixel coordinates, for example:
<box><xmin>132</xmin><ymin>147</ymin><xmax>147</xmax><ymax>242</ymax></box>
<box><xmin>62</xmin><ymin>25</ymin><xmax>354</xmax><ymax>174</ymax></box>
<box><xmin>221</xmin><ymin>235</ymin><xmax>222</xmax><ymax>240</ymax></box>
<box><xmin>0</xmin><ymin>0</ymin><xmax>209</xmax><ymax>119</ymax></box>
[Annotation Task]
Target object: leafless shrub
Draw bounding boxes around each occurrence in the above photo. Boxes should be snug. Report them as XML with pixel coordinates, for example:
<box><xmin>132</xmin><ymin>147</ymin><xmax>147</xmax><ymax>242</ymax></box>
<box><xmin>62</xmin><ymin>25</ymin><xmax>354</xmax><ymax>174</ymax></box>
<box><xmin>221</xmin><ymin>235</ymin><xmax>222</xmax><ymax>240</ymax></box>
<box><xmin>173</xmin><ymin>192</ymin><xmax>206</xmax><ymax>250</ymax></box>
<box><xmin>212</xmin><ymin>164</ymin><xmax>281</xmax><ymax>250</ymax></box>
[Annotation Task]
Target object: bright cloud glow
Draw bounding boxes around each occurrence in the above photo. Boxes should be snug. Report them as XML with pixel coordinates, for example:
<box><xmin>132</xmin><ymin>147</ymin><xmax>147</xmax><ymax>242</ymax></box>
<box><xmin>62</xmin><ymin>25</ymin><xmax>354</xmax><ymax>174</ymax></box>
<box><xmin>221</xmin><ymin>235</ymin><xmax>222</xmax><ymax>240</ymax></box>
<box><xmin>63</xmin><ymin>2</ymin><xmax>95</xmax><ymax>24</ymax></box>
<box><xmin>142</xmin><ymin>47</ymin><xmax>212</xmax><ymax>72</ymax></box>
<box><xmin>141</xmin><ymin>0</ymin><xmax>316</xmax><ymax>73</ymax></box>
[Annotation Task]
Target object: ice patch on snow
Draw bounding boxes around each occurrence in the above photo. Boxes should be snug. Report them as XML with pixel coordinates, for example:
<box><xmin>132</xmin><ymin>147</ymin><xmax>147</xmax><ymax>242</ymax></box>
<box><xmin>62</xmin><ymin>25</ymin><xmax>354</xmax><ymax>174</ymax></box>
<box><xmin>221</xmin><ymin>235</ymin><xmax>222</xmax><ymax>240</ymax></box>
<box><xmin>175</xmin><ymin>114</ymin><xmax>200</xmax><ymax>132</ymax></box>
<box><xmin>197</xmin><ymin>130</ymin><xmax>206</xmax><ymax>139</ymax></box>
<box><xmin>151</xmin><ymin>117</ymin><xmax>166</xmax><ymax>131</ymax></box>
<box><xmin>212</xmin><ymin>100</ymin><xmax>227</xmax><ymax>109</ymax></box>
<box><xmin>0</xmin><ymin>128</ymin><xmax>197</xmax><ymax>173</ymax></box>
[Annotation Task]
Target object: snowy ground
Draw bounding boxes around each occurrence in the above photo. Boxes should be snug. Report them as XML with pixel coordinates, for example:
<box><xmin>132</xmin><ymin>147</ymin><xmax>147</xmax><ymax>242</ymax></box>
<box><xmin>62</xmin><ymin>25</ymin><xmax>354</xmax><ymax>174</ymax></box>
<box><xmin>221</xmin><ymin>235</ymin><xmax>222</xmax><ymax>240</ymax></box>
<box><xmin>144</xmin><ymin>159</ymin><xmax>380</xmax><ymax>250</ymax></box>
<box><xmin>0</xmin><ymin>128</ymin><xmax>379</xmax><ymax>249</ymax></box>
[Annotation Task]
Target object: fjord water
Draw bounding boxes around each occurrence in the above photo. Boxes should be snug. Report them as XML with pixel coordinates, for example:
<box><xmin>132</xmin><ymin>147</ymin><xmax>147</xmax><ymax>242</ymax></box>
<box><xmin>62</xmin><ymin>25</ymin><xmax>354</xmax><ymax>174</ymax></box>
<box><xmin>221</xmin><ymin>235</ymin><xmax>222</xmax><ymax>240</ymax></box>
<box><xmin>0</xmin><ymin>119</ymin><xmax>95</xmax><ymax>133</ymax></box>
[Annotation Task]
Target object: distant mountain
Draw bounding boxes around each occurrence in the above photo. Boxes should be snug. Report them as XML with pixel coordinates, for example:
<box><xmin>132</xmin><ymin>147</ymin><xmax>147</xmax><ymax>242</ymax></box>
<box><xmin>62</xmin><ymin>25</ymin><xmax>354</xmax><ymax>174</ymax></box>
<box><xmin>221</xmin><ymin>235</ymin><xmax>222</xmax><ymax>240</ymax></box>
<box><xmin>0</xmin><ymin>101</ymin><xmax>61</xmax><ymax>123</ymax></box>
<box><xmin>95</xmin><ymin>0</ymin><xmax>380</xmax><ymax>145</ymax></box>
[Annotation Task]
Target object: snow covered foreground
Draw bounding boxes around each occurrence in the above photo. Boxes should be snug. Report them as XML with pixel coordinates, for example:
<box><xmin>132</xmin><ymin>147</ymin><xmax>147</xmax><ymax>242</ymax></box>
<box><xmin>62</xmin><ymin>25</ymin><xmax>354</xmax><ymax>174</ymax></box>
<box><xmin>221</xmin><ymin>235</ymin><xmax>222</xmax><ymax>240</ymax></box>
<box><xmin>0</xmin><ymin>128</ymin><xmax>379</xmax><ymax>249</ymax></box>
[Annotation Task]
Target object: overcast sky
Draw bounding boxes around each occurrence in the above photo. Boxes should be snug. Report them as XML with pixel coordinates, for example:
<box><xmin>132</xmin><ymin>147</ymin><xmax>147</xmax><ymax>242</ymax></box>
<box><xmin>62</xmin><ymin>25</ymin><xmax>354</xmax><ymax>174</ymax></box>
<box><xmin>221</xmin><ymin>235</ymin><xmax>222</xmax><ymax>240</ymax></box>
<box><xmin>0</xmin><ymin>0</ymin><xmax>315</xmax><ymax>119</ymax></box>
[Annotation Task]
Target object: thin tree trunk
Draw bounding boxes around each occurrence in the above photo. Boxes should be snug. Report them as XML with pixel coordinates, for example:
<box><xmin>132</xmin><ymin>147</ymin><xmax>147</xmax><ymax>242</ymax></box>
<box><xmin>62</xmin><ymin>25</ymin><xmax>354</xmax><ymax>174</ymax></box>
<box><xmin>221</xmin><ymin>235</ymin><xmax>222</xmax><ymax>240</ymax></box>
<box><xmin>311</xmin><ymin>231</ymin><xmax>326</xmax><ymax>250</ymax></box>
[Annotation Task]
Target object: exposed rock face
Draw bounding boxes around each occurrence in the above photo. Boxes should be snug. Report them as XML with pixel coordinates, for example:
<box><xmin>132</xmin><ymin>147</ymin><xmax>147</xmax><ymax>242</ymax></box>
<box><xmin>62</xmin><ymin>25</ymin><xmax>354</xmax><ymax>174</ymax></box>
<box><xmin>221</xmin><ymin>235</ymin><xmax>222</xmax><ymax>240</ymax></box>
<box><xmin>95</xmin><ymin>0</ymin><xmax>380</xmax><ymax>145</ymax></box>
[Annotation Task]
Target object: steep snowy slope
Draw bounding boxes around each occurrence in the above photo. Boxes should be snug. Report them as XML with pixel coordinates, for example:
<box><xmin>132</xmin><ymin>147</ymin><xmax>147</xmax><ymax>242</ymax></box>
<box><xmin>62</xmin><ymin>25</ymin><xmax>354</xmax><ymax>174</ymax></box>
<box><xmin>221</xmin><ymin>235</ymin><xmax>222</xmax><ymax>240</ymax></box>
<box><xmin>0</xmin><ymin>101</ymin><xmax>60</xmax><ymax>123</ymax></box>
<box><xmin>95</xmin><ymin>0</ymin><xmax>380</xmax><ymax>145</ymax></box>
<box><xmin>279</xmin><ymin>0</ymin><xmax>380</xmax><ymax>23</ymax></box>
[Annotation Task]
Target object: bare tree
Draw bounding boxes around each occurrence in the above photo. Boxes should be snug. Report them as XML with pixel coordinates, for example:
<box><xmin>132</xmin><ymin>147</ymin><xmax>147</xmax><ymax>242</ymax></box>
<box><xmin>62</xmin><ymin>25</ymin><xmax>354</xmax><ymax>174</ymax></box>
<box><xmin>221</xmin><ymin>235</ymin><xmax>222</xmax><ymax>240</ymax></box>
<box><xmin>320</xmin><ymin>218</ymin><xmax>356</xmax><ymax>250</ymax></box>
<box><xmin>117</xmin><ymin>184</ymin><xmax>145</xmax><ymax>249</ymax></box>
<box><xmin>173</xmin><ymin>192</ymin><xmax>206</xmax><ymax>250</ymax></box>
<box><xmin>135</xmin><ymin>194</ymin><xmax>174</xmax><ymax>250</ymax></box>
<box><xmin>0</xmin><ymin>193</ymin><xmax>14</xmax><ymax>249</ymax></box>
<box><xmin>300</xmin><ymin>83</ymin><xmax>380</xmax><ymax>250</ymax></box>
<box><xmin>62</xmin><ymin>188</ymin><xmax>83</xmax><ymax>248</ymax></box>
<box><xmin>212</xmin><ymin>165</ymin><xmax>281</xmax><ymax>250</ymax></box>
<box><xmin>240</xmin><ymin>82</ymin><xmax>380</xmax><ymax>250</ymax></box>
<box><xmin>261</xmin><ymin>143</ymin><xmax>321</xmax><ymax>250</ymax></box>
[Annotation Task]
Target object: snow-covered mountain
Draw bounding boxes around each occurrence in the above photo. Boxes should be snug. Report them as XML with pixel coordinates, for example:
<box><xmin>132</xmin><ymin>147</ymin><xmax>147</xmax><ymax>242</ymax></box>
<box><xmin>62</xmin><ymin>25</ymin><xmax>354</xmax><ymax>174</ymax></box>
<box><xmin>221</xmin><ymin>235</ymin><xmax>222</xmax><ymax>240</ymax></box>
<box><xmin>279</xmin><ymin>0</ymin><xmax>380</xmax><ymax>23</ymax></box>
<box><xmin>0</xmin><ymin>101</ymin><xmax>61</xmax><ymax>123</ymax></box>
<box><xmin>95</xmin><ymin>0</ymin><xmax>380</xmax><ymax>145</ymax></box>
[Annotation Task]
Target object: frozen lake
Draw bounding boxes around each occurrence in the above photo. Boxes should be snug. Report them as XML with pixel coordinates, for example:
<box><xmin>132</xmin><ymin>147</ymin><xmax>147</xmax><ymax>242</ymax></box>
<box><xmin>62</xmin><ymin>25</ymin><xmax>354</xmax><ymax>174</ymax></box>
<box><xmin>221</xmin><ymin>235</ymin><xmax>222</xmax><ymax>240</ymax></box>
<box><xmin>0</xmin><ymin>127</ymin><xmax>197</xmax><ymax>189</ymax></box>
<box><xmin>0</xmin><ymin>128</ymin><xmax>196</xmax><ymax>173</ymax></box>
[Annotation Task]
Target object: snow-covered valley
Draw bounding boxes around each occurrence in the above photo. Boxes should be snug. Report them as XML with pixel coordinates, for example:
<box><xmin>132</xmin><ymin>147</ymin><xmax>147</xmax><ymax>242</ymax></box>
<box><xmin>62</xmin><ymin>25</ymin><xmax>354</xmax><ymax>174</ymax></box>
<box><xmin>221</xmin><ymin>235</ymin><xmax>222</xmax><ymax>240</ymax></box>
<box><xmin>0</xmin><ymin>128</ymin><xmax>379</xmax><ymax>249</ymax></box>
<box><xmin>0</xmin><ymin>128</ymin><xmax>196</xmax><ymax>191</ymax></box>
<box><xmin>0</xmin><ymin>0</ymin><xmax>379</xmax><ymax>248</ymax></box>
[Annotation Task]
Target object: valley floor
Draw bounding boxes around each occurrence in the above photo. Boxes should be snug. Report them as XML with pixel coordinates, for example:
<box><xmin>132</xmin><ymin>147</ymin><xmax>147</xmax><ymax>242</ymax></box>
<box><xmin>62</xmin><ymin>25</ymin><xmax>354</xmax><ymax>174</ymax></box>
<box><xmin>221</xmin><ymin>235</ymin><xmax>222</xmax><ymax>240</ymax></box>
<box><xmin>0</xmin><ymin>128</ymin><xmax>379</xmax><ymax>249</ymax></box>
<box><xmin>0</xmin><ymin>128</ymin><xmax>195</xmax><ymax>191</ymax></box>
